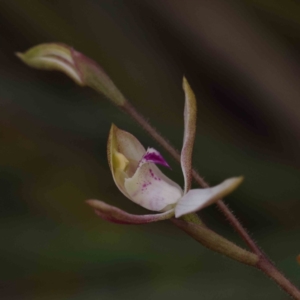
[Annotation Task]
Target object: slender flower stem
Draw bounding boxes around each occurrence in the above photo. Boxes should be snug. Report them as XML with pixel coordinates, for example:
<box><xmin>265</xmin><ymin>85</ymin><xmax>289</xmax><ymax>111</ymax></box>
<box><xmin>258</xmin><ymin>259</ymin><xmax>300</xmax><ymax>299</ymax></box>
<box><xmin>123</xmin><ymin>102</ymin><xmax>260</xmax><ymax>252</ymax></box>
<box><xmin>17</xmin><ymin>43</ymin><xmax>300</xmax><ymax>298</ymax></box>
<box><xmin>172</xmin><ymin>219</ymin><xmax>258</xmax><ymax>266</ymax></box>
<box><xmin>122</xmin><ymin>102</ymin><xmax>300</xmax><ymax>299</ymax></box>
<box><xmin>215</xmin><ymin>196</ymin><xmax>262</xmax><ymax>254</ymax></box>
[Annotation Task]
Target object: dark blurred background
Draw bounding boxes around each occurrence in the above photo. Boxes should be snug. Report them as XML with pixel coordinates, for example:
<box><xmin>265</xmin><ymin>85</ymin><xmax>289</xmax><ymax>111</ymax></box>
<box><xmin>1</xmin><ymin>0</ymin><xmax>300</xmax><ymax>299</ymax></box>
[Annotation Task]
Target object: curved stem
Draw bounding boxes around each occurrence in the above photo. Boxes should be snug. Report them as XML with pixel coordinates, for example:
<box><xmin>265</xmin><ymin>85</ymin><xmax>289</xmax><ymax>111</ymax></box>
<box><xmin>18</xmin><ymin>42</ymin><xmax>300</xmax><ymax>297</ymax></box>
<box><xmin>172</xmin><ymin>218</ymin><xmax>258</xmax><ymax>266</ymax></box>
<box><xmin>122</xmin><ymin>102</ymin><xmax>300</xmax><ymax>299</ymax></box>
<box><xmin>123</xmin><ymin>102</ymin><xmax>260</xmax><ymax>253</ymax></box>
<box><xmin>215</xmin><ymin>198</ymin><xmax>262</xmax><ymax>254</ymax></box>
<box><xmin>174</xmin><ymin>218</ymin><xmax>300</xmax><ymax>299</ymax></box>
<box><xmin>258</xmin><ymin>259</ymin><xmax>300</xmax><ymax>299</ymax></box>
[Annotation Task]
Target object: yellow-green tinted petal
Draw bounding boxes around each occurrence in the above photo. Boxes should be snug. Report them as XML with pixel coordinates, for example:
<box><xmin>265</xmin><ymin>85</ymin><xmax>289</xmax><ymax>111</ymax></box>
<box><xmin>17</xmin><ymin>43</ymin><xmax>126</xmax><ymax>106</ymax></box>
<box><xmin>107</xmin><ymin>124</ymin><xmax>146</xmax><ymax>197</ymax></box>
<box><xmin>16</xmin><ymin>43</ymin><xmax>83</xmax><ymax>85</ymax></box>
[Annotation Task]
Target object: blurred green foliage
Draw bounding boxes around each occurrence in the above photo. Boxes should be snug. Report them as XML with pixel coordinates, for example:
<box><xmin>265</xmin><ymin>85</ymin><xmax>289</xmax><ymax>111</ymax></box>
<box><xmin>0</xmin><ymin>0</ymin><xmax>300</xmax><ymax>299</ymax></box>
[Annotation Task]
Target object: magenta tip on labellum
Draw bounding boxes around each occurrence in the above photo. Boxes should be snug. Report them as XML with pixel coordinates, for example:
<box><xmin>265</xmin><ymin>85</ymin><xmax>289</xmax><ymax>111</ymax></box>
<box><xmin>142</xmin><ymin>148</ymin><xmax>171</xmax><ymax>168</ymax></box>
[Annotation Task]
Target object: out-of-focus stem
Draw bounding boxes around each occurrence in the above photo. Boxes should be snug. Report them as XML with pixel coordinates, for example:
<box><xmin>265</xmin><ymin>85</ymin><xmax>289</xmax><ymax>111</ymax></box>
<box><xmin>172</xmin><ymin>219</ymin><xmax>258</xmax><ymax>266</ymax></box>
<box><xmin>257</xmin><ymin>259</ymin><xmax>300</xmax><ymax>299</ymax></box>
<box><xmin>17</xmin><ymin>42</ymin><xmax>300</xmax><ymax>298</ymax></box>
<box><xmin>122</xmin><ymin>101</ymin><xmax>300</xmax><ymax>299</ymax></box>
<box><xmin>122</xmin><ymin>101</ymin><xmax>260</xmax><ymax>253</ymax></box>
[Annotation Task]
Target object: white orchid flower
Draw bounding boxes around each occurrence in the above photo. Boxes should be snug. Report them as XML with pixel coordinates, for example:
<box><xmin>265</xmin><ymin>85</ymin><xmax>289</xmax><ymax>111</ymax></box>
<box><xmin>87</xmin><ymin>78</ymin><xmax>243</xmax><ymax>224</ymax></box>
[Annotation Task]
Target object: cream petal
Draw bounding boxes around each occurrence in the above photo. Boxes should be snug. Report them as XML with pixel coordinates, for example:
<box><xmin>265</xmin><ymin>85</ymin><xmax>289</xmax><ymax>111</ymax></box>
<box><xmin>86</xmin><ymin>199</ymin><xmax>174</xmax><ymax>224</ymax></box>
<box><xmin>175</xmin><ymin>177</ymin><xmax>244</xmax><ymax>218</ymax></box>
<box><xmin>181</xmin><ymin>77</ymin><xmax>197</xmax><ymax>194</ymax></box>
<box><xmin>124</xmin><ymin>149</ymin><xmax>183</xmax><ymax>212</ymax></box>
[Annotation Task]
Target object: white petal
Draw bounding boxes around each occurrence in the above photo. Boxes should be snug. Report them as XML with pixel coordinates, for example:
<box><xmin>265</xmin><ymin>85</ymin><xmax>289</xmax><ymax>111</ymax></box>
<box><xmin>124</xmin><ymin>150</ymin><xmax>183</xmax><ymax>212</ymax></box>
<box><xmin>175</xmin><ymin>177</ymin><xmax>243</xmax><ymax>218</ymax></box>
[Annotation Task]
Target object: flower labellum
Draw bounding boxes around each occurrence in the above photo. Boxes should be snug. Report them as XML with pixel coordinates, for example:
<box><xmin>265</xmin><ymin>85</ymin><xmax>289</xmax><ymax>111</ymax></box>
<box><xmin>87</xmin><ymin>78</ymin><xmax>243</xmax><ymax>224</ymax></box>
<box><xmin>110</xmin><ymin>127</ymin><xmax>183</xmax><ymax>212</ymax></box>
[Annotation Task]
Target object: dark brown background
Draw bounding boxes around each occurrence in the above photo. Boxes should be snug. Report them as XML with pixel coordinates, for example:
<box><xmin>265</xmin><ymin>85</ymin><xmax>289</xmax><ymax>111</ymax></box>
<box><xmin>1</xmin><ymin>0</ymin><xmax>300</xmax><ymax>299</ymax></box>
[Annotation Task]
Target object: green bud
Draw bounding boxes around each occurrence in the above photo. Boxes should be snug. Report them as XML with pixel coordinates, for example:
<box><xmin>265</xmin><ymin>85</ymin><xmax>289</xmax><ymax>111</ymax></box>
<box><xmin>16</xmin><ymin>43</ymin><xmax>126</xmax><ymax>106</ymax></box>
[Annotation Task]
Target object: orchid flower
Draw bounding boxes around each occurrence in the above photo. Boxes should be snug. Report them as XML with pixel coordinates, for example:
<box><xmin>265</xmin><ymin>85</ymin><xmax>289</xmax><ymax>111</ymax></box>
<box><xmin>87</xmin><ymin>78</ymin><xmax>243</xmax><ymax>224</ymax></box>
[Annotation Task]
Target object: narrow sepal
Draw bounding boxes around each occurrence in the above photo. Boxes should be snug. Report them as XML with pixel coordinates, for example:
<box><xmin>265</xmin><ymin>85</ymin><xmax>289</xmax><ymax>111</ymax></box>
<box><xmin>86</xmin><ymin>199</ymin><xmax>174</xmax><ymax>224</ymax></box>
<box><xmin>175</xmin><ymin>177</ymin><xmax>244</xmax><ymax>218</ymax></box>
<box><xmin>181</xmin><ymin>77</ymin><xmax>197</xmax><ymax>194</ymax></box>
<box><xmin>17</xmin><ymin>43</ymin><xmax>126</xmax><ymax>106</ymax></box>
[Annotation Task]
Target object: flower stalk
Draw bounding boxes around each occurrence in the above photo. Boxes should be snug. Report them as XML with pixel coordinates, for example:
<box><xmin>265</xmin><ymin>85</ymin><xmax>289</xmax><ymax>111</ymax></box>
<box><xmin>17</xmin><ymin>43</ymin><xmax>300</xmax><ymax>299</ymax></box>
<box><xmin>258</xmin><ymin>260</ymin><xmax>300</xmax><ymax>299</ymax></box>
<box><xmin>172</xmin><ymin>219</ymin><xmax>258</xmax><ymax>266</ymax></box>
<box><xmin>122</xmin><ymin>92</ymin><xmax>300</xmax><ymax>300</ymax></box>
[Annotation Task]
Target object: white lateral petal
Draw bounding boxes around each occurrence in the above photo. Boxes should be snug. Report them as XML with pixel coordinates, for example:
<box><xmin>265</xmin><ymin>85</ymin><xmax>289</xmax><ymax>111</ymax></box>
<box><xmin>181</xmin><ymin>77</ymin><xmax>197</xmax><ymax>194</ymax></box>
<box><xmin>124</xmin><ymin>152</ymin><xmax>183</xmax><ymax>212</ymax></box>
<box><xmin>175</xmin><ymin>177</ymin><xmax>243</xmax><ymax>218</ymax></box>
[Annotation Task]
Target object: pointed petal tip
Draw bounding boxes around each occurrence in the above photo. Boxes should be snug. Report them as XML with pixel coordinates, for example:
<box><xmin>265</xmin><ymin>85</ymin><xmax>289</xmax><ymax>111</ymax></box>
<box><xmin>108</xmin><ymin>123</ymin><xmax>118</xmax><ymax>141</ymax></box>
<box><xmin>109</xmin><ymin>123</ymin><xmax>131</xmax><ymax>141</ymax></box>
<box><xmin>175</xmin><ymin>176</ymin><xmax>244</xmax><ymax>218</ymax></box>
<box><xmin>15</xmin><ymin>52</ymin><xmax>30</xmax><ymax>65</ymax></box>
<box><xmin>86</xmin><ymin>199</ymin><xmax>174</xmax><ymax>224</ymax></box>
<box><xmin>85</xmin><ymin>199</ymin><xmax>99</xmax><ymax>207</ymax></box>
<box><xmin>228</xmin><ymin>176</ymin><xmax>244</xmax><ymax>190</ymax></box>
<box><xmin>182</xmin><ymin>76</ymin><xmax>192</xmax><ymax>92</ymax></box>
<box><xmin>110</xmin><ymin>123</ymin><xmax>118</xmax><ymax>131</ymax></box>
<box><xmin>15</xmin><ymin>52</ymin><xmax>23</xmax><ymax>59</ymax></box>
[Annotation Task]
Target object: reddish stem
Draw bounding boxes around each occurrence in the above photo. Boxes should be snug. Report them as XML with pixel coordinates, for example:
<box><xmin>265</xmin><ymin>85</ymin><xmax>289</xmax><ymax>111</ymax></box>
<box><xmin>122</xmin><ymin>102</ymin><xmax>300</xmax><ymax>299</ymax></box>
<box><xmin>257</xmin><ymin>258</ymin><xmax>300</xmax><ymax>299</ymax></box>
<box><xmin>123</xmin><ymin>102</ymin><xmax>260</xmax><ymax>253</ymax></box>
